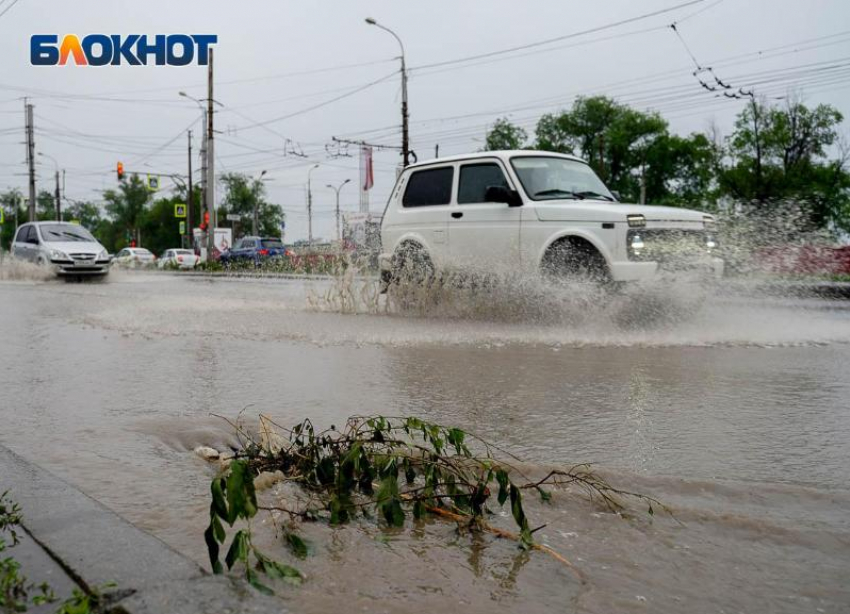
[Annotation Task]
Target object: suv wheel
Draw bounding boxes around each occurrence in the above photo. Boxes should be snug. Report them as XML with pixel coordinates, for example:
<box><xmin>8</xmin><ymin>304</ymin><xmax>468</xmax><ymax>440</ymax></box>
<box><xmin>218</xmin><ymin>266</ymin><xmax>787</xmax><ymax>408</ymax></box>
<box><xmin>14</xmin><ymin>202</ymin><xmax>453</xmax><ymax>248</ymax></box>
<box><xmin>541</xmin><ymin>239</ymin><xmax>609</xmax><ymax>284</ymax></box>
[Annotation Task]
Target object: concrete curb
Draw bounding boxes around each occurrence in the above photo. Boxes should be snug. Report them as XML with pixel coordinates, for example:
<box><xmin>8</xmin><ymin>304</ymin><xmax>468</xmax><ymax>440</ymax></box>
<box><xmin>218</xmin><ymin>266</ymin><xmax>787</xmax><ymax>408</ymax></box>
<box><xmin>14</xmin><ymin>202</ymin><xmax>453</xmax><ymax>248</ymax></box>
<box><xmin>0</xmin><ymin>444</ymin><xmax>285</xmax><ymax>613</ymax></box>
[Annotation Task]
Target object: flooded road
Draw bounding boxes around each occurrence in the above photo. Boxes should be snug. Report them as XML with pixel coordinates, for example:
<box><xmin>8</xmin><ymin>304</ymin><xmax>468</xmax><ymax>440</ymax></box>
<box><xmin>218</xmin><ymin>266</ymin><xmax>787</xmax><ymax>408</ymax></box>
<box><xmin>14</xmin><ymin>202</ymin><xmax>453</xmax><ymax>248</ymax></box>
<box><xmin>1</xmin><ymin>271</ymin><xmax>849</xmax><ymax>613</ymax></box>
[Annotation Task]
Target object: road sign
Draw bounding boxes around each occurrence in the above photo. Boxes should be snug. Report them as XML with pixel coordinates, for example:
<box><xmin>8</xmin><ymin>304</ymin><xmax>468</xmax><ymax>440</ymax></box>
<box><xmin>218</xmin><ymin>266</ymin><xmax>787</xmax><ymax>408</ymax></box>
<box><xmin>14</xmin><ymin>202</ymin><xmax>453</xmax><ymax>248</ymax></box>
<box><xmin>147</xmin><ymin>175</ymin><xmax>160</xmax><ymax>191</ymax></box>
<box><xmin>0</xmin><ymin>208</ymin><xmax>4</xmax><ymax>224</ymax></box>
<box><xmin>179</xmin><ymin>221</ymin><xmax>186</xmax><ymax>234</ymax></box>
<box><xmin>174</xmin><ymin>203</ymin><xmax>187</xmax><ymax>218</ymax></box>
<box><xmin>226</xmin><ymin>213</ymin><xmax>241</xmax><ymax>222</ymax></box>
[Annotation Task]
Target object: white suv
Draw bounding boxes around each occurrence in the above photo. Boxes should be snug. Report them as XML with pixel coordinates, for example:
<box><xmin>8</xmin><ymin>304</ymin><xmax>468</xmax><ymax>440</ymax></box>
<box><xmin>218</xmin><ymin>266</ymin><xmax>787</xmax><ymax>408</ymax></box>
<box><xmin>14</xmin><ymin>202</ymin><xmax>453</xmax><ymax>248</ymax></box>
<box><xmin>379</xmin><ymin>150</ymin><xmax>723</xmax><ymax>286</ymax></box>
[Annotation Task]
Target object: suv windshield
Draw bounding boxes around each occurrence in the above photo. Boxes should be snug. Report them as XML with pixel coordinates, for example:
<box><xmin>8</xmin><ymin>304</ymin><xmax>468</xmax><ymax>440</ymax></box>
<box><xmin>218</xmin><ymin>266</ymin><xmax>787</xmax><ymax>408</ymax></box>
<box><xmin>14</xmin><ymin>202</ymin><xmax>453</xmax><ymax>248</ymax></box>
<box><xmin>261</xmin><ymin>239</ymin><xmax>284</xmax><ymax>249</ymax></box>
<box><xmin>39</xmin><ymin>224</ymin><xmax>96</xmax><ymax>242</ymax></box>
<box><xmin>510</xmin><ymin>157</ymin><xmax>615</xmax><ymax>202</ymax></box>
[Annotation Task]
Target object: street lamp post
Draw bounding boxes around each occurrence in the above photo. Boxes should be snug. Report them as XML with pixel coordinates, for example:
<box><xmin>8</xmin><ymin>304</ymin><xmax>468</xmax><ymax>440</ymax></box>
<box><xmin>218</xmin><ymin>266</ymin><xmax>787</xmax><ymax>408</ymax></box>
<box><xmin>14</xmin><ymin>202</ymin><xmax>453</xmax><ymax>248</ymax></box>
<box><xmin>253</xmin><ymin>170</ymin><xmax>267</xmax><ymax>236</ymax></box>
<box><xmin>38</xmin><ymin>152</ymin><xmax>61</xmax><ymax>221</ymax></box>
<box><xmin>326</xmin><ymin>179</ymin><xmax>351</xmax><ymax>246</ymax></box>
<box><xmin>365</xmin><ymin>17</ymin><xmax>410</xmax><ymax>167</ymax></box>
<box><xmin>306</xmin><ymin>164</ymin><xmax>319</xmax><ymax>247</ymax></box>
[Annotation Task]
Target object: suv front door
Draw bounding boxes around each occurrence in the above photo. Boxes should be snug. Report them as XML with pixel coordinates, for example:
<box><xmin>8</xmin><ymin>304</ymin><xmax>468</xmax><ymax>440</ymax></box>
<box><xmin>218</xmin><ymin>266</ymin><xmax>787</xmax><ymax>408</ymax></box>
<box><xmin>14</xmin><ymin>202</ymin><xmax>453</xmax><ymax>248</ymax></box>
<box><xmin>447</xmin><ymin>160</ymin><xmax>521</xmax><ymax>273</ymax></box>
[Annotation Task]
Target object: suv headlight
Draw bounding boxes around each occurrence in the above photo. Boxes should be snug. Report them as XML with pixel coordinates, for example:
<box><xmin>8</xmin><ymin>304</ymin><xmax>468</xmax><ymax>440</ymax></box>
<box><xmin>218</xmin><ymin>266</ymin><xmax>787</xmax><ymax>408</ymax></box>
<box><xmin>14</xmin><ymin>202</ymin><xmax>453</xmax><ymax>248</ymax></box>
<box><xmin>627</xmin><ymin>214</ymin><xmax>646</xmax><ymax>228</ymax></box>
<box><xmin>703</xmin><ymin>215</ymin><xmax>716</xmax><ymax>230</ymax></box>
<box><xmin>96</xmin><ymin>249</ymin><xmax>109</xmax><ymax>261</ymax></box>
<box><xmin>49</xmin><ymin>248</ymin><xmax>69</xmax><ymax>260</ymax></box>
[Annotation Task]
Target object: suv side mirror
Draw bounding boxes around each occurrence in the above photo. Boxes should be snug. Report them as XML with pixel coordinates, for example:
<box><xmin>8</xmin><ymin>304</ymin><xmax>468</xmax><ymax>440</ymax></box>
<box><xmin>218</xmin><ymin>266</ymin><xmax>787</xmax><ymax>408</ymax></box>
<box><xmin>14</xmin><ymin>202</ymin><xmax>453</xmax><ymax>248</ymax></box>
<box><xmin>485</xmin><ymin>186</ymin><xmax>523</xmax><ymax>207</ymax></box>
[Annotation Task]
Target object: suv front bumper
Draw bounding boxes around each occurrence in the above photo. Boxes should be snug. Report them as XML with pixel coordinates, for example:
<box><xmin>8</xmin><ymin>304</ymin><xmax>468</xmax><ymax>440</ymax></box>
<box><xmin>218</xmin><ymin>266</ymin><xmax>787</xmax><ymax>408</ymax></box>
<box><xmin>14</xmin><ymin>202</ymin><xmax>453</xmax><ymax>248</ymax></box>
<box><xmin>610</xmin><ymin>257</ymin><xmax>724</xmax><ymax>282</ymax></box>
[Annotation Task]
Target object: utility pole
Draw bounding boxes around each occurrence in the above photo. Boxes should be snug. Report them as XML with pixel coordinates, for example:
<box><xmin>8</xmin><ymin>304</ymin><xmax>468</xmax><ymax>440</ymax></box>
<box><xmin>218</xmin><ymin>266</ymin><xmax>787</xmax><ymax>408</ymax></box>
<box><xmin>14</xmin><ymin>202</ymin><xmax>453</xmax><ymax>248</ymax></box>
<box><xmin>54</xmin><ymin>170</ymin><xmax>61</xmax><ymax>221</ymax></box>
<box><xmin>25</xmin><ymin>101</ymin><xmax>36</xmax><ymax>222</ymax></box>
<box><xmin>306</xmin><ymin>163</ymin><xmax>319</xmax><ymax>247</ymax></box>
<box><xmin>187</xmin><ymin>130</ymin><xmax>193</xmax><ymax>249</ymax></box>
<box><xmin>206</xmin><ymin>48</ymin><xmax>216</xmax><ymax>259</ymax></box>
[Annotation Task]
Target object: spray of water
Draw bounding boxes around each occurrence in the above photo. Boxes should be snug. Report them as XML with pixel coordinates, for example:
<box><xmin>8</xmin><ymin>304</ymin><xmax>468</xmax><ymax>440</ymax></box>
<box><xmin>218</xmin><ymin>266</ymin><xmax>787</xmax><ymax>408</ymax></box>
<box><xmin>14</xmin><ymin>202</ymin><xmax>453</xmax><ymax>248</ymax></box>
<box><xmin>0</xmin><ymin>255</ymin><xmax>55</xmax><ymax>282</ymax></box>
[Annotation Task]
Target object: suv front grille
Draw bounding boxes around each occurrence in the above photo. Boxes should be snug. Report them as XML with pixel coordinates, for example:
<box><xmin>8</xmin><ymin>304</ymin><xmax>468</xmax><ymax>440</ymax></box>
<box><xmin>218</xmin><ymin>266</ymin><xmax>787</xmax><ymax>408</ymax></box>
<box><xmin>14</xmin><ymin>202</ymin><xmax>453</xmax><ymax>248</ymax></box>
<box><xmin>627</xmin><ymin>229</ymin><xmax>714</xmax><ymax>262</ymax></box>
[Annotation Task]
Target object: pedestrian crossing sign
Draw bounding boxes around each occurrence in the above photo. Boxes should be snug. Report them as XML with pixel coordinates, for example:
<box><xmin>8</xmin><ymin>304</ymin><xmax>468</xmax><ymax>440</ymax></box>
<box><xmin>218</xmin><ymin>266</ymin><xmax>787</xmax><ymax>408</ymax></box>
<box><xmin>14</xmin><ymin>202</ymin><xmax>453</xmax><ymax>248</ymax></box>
<box><xmin>175</xmin><ymin>203</ymin><xmax>187</xmax><ymax>218</ymax></box>
<box><xmin>147</xmin><ymin>175</ymin><xmax>160</xmax><ymax>191</ymax></box>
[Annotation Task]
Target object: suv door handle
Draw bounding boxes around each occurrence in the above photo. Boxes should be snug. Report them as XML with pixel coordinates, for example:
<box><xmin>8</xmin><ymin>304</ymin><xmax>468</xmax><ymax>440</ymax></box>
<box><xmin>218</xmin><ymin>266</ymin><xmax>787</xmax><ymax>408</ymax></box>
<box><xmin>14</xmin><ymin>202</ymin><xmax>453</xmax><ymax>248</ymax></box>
<box><xmin>451</xmin><ymin>212</ymin><xmax>463</xmax><ymax>219</ymax></box>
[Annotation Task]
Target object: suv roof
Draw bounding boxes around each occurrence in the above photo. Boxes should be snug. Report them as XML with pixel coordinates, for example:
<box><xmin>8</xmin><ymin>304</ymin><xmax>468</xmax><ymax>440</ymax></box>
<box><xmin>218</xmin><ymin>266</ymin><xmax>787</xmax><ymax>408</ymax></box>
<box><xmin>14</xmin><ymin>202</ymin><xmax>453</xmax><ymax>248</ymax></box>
<box><xmin>405</xmin><ymin>149</ymin><xmax>586</xmax><ymax>170</ymax></box>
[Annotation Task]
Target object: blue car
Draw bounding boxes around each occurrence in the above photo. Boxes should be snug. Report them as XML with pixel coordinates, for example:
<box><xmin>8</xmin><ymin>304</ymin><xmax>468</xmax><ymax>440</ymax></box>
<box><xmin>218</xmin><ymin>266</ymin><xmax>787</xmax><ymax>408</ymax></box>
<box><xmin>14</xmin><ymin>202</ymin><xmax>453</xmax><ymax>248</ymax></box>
<box><xmin>219</xmin><ymin>236</ymin><xmax>292</xmax><ymax>265</ymax></box>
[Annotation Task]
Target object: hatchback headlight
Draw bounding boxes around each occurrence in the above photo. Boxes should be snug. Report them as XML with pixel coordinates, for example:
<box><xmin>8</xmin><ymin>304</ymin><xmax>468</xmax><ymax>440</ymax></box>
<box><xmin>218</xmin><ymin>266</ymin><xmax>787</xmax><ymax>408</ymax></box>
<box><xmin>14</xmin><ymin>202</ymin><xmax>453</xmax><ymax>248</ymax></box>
<box><xmin>49</xmin><ymin>248</ymin><xmax>69</xmax><ymax>260</ymax></box>
<box><xmin>96</xmin><ymin>249</ymin><xmax>109</xmax><ymax>261</ymax></box>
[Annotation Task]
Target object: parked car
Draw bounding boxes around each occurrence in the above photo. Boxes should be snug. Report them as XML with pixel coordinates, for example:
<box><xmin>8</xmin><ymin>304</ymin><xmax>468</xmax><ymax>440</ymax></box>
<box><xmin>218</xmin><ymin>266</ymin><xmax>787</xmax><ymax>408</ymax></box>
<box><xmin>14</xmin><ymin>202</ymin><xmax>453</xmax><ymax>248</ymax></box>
<box><xmin>379</xmin><ymin>150</ymin><xmax>723</xmax><ymax>288</ymax></box>
<box><xmin>158</xmin><ymin>248</ymin><xmax>199</xmax><ymax>270</ymax></box>
<box><xmin>219</xmin><ymin>236</ymin><xmax>292</xmax><ymax>265</ymax></box>
<box><xmin>11</xmin><ymin>221</ymin><xmax>110</xmax><ymax>277</ymax></box>
<box><xmin>113</xmin><ymin>247</ymin><xmax>156</xmax><ymax>268</ymax></box>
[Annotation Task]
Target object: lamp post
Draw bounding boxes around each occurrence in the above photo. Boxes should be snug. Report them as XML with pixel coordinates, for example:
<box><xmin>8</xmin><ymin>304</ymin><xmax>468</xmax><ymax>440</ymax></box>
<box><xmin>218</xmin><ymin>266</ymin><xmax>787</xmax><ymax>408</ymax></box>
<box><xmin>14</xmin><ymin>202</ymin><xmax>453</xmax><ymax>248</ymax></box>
<box><xmin>253</xmin><ymin>170</ymin><xmax>267</xmax><ymax>236</ymax></box>
<box><xmin>38</xmin><ymin>152</ymin><xmax>61</xmax><ymax>221</ymax></box>
<box><xmin>365</xmin><ymin>17</ymin><xmax>409</xmax><ymax>167</ymax></box>
<box><xmin>306</xmin><ymin>163</ymin><xmax>319</xmax><ymax>247</ymax></box>
<box><xmin>326</xmin><ymin>179</ymin><xmax>351</xmax><ymax>247</ymax></box>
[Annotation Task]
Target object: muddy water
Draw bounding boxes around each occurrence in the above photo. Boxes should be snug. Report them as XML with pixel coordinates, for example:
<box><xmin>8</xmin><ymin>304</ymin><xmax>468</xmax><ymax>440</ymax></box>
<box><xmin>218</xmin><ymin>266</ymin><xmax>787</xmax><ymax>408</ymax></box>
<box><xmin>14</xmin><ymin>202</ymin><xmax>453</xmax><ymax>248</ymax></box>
<box><xmin>1</xmin><ymin>271</ymin><xmax>849</xmax><ymax>613</ymax></box>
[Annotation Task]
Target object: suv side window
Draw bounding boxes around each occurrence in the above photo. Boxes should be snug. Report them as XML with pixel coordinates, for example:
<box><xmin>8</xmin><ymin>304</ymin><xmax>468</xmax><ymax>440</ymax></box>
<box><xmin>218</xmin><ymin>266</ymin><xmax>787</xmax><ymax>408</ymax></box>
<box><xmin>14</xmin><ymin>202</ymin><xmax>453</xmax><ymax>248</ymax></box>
<box><xmin>458</xmin><ymin>163</ymin><xmax>510</xmax><ymax>204</ymax></box>
<box><xmin>14</xmin><ymin>225</ymin><xmax>28</xmax><ymax>243</ymax></box>
<box><xmin>402</xmin><ymin>167</ymin><xmax>454</xmax><ymax>207</ymax></box>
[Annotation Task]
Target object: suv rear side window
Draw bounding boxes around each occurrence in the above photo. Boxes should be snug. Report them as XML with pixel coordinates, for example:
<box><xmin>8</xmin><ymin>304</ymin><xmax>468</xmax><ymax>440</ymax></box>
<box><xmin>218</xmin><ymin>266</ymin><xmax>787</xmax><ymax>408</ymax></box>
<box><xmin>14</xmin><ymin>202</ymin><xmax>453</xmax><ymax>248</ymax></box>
<box><xmin>402</xmin><ymin>167</ymin><xmax>454</xmax><ymax>207</ymax></box>
<box><xmin>458</xmin><ymin>163</ymin><xmax>510</xmax><ymax>204</ymax></box>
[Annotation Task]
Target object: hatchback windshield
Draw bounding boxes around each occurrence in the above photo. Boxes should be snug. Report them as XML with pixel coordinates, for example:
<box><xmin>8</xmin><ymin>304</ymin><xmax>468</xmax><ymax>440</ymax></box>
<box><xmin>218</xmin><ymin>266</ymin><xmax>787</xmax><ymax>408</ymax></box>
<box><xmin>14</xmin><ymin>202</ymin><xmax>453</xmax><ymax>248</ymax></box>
<box><xmin>510</xmin><ymin>156</ymin><xmax>615</xmax><ymax>202</ymax></box>
<box><xmin>175</xmin><ymin>250</ymin><xmax>194</xmax><ymax>255</ymax></box>
<box><xmin>39</xmin><ymin>224</ymin><xmax>97</xmax><ymax>242</ymax></box>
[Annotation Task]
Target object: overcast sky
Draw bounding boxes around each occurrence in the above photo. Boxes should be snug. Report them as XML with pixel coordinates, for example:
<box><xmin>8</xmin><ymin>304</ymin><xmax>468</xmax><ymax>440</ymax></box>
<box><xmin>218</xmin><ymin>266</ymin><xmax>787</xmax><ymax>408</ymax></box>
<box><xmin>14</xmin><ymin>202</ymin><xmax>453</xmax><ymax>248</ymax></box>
<box><xmin>1</xmin><ymin>0</ymin><xmax>848</xmax><ymax>242</ymax></box>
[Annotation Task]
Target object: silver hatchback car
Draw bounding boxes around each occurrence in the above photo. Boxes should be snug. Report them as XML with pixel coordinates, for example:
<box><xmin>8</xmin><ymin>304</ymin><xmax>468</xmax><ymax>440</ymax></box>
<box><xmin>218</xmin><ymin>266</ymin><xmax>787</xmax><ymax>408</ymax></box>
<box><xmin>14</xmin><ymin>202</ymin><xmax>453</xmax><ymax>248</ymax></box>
<box><xmin>12</xmin><ymin>222</ymin><xmax>111</xmax><ymax>277</ymax></box>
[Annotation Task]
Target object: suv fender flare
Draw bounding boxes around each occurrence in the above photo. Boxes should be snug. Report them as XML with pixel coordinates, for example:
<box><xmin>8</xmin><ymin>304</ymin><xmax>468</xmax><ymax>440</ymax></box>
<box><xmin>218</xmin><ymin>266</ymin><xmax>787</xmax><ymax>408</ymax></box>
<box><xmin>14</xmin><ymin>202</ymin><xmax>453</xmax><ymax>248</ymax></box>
<box><xmin>537</xmin><ymin>230</ymin><xmax>612</xmax><ymax>272</ymax></box>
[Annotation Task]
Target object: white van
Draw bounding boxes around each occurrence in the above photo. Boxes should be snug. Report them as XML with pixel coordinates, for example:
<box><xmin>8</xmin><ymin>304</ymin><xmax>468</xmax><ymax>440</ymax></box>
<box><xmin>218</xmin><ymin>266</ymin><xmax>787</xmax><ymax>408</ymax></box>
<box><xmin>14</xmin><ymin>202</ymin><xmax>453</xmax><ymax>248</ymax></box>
<box><xmin>379</xmin><ymin>150</ymin><xmax>723</xmax><ymax>287</ymax></box>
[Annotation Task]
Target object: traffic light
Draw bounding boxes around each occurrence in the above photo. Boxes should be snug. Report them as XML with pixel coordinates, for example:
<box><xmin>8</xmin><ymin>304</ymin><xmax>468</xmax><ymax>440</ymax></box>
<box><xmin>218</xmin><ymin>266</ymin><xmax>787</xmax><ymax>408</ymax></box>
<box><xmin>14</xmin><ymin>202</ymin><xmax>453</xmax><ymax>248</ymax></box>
<box><xmin>117</xmin><ymin>161</ymin><xmax>124</xmax><ymax>181</ymax></box>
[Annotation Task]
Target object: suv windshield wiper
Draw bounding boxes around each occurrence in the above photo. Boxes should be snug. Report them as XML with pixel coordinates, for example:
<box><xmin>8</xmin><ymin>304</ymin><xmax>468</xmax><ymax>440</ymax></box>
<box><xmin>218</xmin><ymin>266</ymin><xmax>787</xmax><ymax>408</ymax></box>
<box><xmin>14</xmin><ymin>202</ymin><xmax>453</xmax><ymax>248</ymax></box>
<box><xmin>532</xmin><ymin>189</ymin><xmax>580</xmax><ymax>199</ymax></box>
<box><xmin>575</xmin><ymin>190</ymin><xmax>615</xmax><ymax>202</ymax></box>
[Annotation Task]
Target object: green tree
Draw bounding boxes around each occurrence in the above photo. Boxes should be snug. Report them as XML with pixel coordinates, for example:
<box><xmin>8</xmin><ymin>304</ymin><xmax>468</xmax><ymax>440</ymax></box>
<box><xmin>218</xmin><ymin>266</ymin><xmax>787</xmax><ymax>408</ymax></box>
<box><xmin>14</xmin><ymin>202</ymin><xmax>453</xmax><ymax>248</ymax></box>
<box><xmin>484</xmin><ymin>118</ymin><xmax>528</xmax><ymax>151</ymax></box>
<box><xmin>64</xmin><ymin>200</ymin><xmax>102</xmax><ymax>230</ymax></box>
<box><xmin>102</xmin><ymin>174</ymin><xmax>151</xmax><ymax>246</ymax></box>
<box><xmin>36</xmin><ymin>189</ymin><xmax>57</xmax><ymax>221</ymax></box>
<box><xmin>721</xmin><ymin>97</ymin><xmax>849</xmax><ymax>230</ymax></box>
<box><xmin>218</xmin><ymin>173</ymin><xmax>284</xmax><ymax>238</ymax></box>
<box><xmin>139</xmin><ymin>195</ymin><xmax>185</xmax><ymax>257</ymax></box>
<box><xmin>0</xmin><ymin>189</ymin><xmax>26</xmax><ymax>250</ymax></box>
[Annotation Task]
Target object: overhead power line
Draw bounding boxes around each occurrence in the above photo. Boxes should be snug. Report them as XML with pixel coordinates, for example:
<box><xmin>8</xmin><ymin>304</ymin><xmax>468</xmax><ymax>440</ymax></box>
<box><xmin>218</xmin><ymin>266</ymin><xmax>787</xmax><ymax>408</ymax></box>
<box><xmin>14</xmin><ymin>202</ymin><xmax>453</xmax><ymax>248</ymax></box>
<box><xmin>409</xmin><ymin>0</ymin><xmax>706</xmax><ymax>72</ymax></box>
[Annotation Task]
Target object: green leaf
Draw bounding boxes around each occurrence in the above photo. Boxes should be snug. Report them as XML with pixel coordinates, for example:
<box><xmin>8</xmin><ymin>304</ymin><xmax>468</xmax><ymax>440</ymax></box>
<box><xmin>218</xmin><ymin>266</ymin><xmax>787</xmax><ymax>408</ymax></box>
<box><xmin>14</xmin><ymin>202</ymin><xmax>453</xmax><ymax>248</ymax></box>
<box><xmin>537</xmin><ymin>487</ymin><xmax>552</xmax><ymax>503</ymax></box>
<box><xmin>496</xmin><ymin>469</ymin><xmax>509</xmax><ymax>506</ymax></box>
<box><xmin>246</xmin><ymin>568</ymin><xmax>274</xmax><ymax>595</ymax></box>
<box><xmin>285</xmin><ymin>532</ymin><xmax>309</xmax><ymax>559</ymax></box>
<box><xmin>226</xmin><ymin>461</ymin><xmax>257</xmax><ymax>524</ymax></box>
<box><xmin>225</xmin><ymin>530</ymin><xmax>250</xmax><ymax>570</ymax></box>
<box><xmin>211</xmin><ymin>477</ymin><xmax>228</xmax><ymax>521</ymax></box>
<box><xmin>213</xmin><ymin>515</ymin><xmax>226</xmax><ymax>543</ymax></box>
<box><xmin>204</xmin><ymin>523</ymin><xmax>223</xmax><ymax>574</ymax></box>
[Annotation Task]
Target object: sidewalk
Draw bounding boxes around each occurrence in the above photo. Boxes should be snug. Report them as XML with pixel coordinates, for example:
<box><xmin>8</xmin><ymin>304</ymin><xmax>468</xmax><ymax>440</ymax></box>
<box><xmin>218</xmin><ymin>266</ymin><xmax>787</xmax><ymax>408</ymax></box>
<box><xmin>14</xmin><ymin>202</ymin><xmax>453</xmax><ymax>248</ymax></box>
<box><xmin>0</xmin><ymin>443</ymin><xmax>285</xmax><ymax>614</ymax></box>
